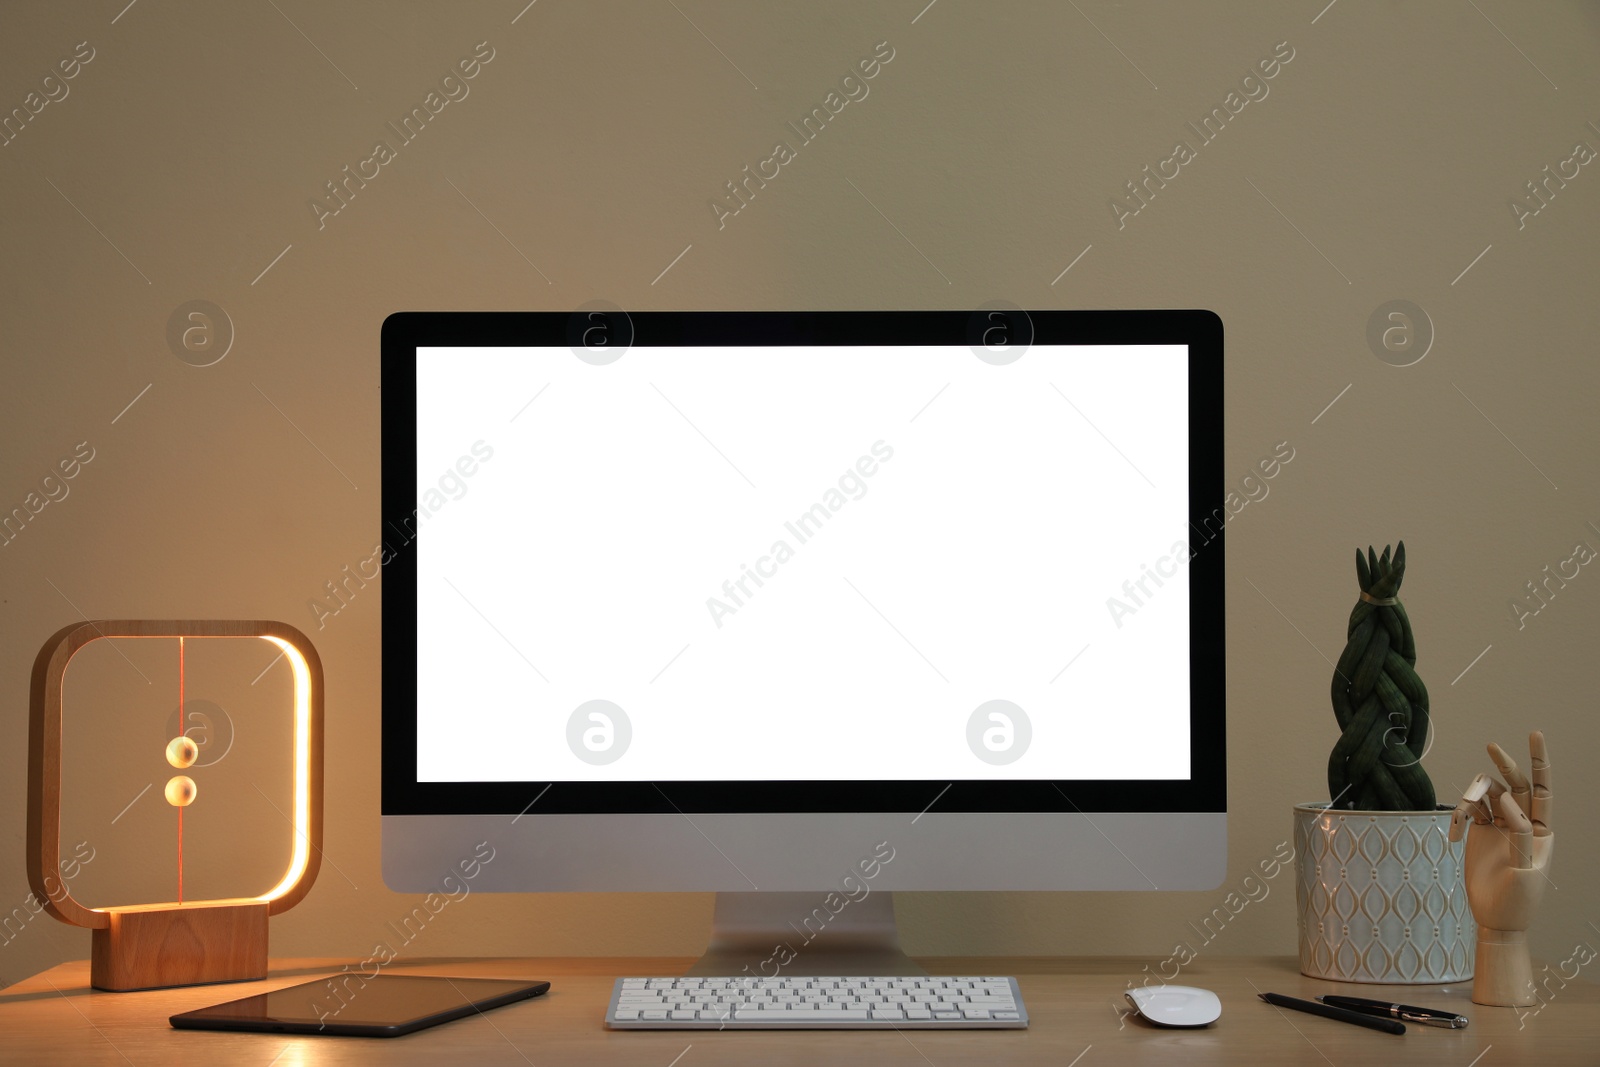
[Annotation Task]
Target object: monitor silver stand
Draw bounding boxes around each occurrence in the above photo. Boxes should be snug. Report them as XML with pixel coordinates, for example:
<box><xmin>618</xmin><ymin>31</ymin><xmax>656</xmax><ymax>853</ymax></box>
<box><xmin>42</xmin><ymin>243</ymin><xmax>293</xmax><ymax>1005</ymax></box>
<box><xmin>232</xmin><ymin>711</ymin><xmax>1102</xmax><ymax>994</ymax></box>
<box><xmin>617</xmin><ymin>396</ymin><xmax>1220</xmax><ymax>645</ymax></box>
<box><xmin>687</xmin><ymin>891</ymin><xmax>926</xmax><ymax>977</ymax></box>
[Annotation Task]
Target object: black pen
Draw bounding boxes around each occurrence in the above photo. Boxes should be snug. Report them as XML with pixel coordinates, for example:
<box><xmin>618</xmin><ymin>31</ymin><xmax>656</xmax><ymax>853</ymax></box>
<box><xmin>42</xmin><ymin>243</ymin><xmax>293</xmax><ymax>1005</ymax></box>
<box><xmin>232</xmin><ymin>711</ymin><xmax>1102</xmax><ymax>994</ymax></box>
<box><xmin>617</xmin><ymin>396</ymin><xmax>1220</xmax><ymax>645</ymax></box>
<box><xmin>1258</xmin><ymin>992</ymin><xmax>1406</xmax><ymax>1035</ymax></box>
<box><xmin>1318</xmin><ymin>995</ymin><xmax>1468</xmax><ymax>1029</ymax></box>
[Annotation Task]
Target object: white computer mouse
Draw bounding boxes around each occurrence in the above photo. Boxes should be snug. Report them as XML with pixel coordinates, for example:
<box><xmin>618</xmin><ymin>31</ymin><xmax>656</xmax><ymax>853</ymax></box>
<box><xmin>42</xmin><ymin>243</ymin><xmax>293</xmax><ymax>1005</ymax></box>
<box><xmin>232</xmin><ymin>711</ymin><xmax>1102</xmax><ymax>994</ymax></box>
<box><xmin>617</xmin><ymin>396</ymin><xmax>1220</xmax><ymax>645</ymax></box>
<box><xmin>1124</xmin><ymin>985</ymin><xmax>1222</xmax><ymax>1028</ymax></box>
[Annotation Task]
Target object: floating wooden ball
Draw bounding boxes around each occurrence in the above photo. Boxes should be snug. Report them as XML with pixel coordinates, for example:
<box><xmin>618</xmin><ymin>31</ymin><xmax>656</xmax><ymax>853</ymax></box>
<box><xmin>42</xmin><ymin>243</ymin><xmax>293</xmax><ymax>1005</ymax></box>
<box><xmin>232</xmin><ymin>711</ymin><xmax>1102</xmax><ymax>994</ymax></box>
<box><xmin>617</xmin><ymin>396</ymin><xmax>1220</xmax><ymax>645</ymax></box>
<box><xmin>166</xmin><ymin>735</ymin><xmax>198</xmax><ymax>769</ymax></box>
<box><xmin>164</xmin><ymin>775</ymin><xmax>197</xmax><ymax>807</ymax></box>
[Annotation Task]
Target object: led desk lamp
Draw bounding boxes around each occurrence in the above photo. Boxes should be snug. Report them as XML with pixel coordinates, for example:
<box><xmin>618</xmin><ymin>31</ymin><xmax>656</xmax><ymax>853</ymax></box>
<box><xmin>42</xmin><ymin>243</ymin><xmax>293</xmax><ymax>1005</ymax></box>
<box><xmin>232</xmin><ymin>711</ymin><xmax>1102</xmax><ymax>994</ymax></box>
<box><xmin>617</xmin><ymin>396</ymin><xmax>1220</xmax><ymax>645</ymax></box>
<box><xmin>27</xmin><ymin>620</ymin><xmax>323</xmax><ymax>992</ymax></box>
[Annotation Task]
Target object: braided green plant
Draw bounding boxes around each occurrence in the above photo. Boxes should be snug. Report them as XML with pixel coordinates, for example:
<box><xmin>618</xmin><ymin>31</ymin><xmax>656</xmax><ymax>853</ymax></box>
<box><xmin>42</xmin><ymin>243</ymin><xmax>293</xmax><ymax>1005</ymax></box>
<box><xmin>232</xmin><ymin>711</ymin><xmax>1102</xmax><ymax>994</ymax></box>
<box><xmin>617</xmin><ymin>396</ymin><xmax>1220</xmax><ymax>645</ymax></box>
<box><xmin>1328</xmin><ymin>542</ymin><xmax>1436</xmax><ymax>811</ymax></box>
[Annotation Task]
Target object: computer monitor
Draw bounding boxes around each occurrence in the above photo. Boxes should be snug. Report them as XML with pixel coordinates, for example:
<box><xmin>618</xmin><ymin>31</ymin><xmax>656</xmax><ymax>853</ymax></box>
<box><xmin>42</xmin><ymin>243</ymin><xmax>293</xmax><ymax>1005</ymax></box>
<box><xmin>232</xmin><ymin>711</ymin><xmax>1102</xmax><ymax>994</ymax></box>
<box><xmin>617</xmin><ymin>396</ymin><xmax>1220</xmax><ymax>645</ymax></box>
<box><xmin>381</xmin><ymin>310</ymin><xmax>1225</xmax><ymax>974</ymax></box>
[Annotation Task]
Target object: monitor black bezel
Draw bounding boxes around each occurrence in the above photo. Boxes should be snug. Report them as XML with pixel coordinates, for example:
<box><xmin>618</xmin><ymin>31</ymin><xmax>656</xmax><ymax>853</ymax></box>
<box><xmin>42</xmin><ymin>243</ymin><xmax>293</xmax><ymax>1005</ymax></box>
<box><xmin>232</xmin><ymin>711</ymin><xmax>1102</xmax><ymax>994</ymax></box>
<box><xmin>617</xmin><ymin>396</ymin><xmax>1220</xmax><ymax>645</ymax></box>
<box><xmin>381</xmin><ymin>311</ymin><xmax>1225</xmax><ymax>815</ymax></box>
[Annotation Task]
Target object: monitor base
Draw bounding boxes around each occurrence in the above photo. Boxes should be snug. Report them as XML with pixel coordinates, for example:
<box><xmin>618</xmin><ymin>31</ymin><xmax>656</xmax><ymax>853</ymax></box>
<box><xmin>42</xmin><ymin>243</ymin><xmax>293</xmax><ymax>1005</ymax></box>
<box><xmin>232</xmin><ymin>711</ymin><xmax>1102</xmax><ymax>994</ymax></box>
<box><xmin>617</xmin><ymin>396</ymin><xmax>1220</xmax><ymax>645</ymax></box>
<box><xmin>687</xmin><ymin>891</ymin><xmax>926</xmax><ymax>977</ymax></box>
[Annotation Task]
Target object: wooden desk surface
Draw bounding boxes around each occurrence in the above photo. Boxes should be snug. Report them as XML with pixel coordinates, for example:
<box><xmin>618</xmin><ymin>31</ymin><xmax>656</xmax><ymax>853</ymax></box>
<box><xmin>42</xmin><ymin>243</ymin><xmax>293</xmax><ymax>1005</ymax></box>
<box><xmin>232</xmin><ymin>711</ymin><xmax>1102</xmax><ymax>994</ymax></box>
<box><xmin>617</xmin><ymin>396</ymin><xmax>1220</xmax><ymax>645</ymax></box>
<box><xmin>2</xmin><ymin>954</ymin><xmax>1595</xmax><ymax>1065</ymax></box>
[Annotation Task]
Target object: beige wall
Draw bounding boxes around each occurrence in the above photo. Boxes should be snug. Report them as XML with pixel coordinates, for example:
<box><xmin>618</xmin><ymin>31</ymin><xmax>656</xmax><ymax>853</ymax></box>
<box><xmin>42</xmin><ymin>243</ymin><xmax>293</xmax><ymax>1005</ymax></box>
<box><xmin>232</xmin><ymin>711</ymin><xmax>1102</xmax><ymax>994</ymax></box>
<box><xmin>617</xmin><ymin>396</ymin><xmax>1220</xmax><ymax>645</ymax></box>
<box><xmin>2</xmin><ymin>1</ymin><xmax>1596</xmax><ymax>987</ymax></box>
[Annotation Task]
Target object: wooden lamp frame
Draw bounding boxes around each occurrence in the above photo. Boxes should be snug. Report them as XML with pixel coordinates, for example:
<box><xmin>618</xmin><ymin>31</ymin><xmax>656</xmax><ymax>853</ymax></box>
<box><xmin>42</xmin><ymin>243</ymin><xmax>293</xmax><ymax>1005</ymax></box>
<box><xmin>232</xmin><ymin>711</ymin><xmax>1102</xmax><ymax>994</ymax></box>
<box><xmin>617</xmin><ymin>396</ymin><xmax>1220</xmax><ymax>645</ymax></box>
<box><xmin>26</xmin><ymin>620</ymin><xmax>324</xmax><ymax>992</ymax></box>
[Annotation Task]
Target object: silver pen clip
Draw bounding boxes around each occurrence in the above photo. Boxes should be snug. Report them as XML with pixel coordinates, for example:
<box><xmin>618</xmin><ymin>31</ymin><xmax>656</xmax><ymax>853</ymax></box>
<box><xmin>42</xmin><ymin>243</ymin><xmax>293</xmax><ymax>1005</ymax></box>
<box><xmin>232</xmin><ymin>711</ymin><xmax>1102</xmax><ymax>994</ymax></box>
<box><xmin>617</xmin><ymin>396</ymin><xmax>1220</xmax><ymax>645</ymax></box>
<box><xmin>1397</xmin><ymin>1010</ymin><xmax>1468</xmax><ymax>1029</ymax></box>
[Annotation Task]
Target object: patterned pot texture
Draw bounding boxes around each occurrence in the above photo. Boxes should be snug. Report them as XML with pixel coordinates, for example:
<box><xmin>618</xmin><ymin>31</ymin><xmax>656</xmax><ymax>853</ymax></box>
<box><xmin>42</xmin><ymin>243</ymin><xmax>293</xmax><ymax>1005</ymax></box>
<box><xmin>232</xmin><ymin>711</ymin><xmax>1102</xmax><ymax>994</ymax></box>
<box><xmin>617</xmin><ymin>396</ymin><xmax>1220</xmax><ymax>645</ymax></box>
<box><xmin>1294</xmin><ymin>802</ymin><xmax>1475</xmax><ymax>983</ymax></box>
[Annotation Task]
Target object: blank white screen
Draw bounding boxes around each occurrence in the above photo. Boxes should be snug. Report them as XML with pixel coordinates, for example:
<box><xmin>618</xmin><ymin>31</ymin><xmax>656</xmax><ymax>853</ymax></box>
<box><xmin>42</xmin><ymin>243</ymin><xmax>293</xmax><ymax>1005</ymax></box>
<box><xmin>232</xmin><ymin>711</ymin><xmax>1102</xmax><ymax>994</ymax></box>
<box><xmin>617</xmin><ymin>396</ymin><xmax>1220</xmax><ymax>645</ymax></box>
<box><xmin>415</xmin><ymin>345</ymin><xmax>1190</xmax><ymax>782</ymax></box>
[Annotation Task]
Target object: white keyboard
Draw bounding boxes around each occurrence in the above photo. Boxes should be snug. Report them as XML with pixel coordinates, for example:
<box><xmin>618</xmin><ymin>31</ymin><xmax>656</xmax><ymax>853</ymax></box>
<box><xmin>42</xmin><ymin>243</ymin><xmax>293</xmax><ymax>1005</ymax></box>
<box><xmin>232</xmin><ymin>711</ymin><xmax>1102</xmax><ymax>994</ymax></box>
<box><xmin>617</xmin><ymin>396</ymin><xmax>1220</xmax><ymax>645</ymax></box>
<box><xmin>605</xmin><ymin>975</ymin><xmax>1028</xmax><ymax>1029</ymax></box>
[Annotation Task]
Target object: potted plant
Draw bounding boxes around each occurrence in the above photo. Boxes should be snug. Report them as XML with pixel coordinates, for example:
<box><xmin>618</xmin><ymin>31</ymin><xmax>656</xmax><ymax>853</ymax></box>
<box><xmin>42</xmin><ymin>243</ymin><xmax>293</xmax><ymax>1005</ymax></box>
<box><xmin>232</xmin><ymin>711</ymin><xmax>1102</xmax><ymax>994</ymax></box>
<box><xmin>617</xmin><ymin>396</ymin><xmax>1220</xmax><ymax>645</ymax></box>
<box><xmin>1294</xmin><ymin>543</ymin><xmax>1474</xmax><ymax>983</ymax></box>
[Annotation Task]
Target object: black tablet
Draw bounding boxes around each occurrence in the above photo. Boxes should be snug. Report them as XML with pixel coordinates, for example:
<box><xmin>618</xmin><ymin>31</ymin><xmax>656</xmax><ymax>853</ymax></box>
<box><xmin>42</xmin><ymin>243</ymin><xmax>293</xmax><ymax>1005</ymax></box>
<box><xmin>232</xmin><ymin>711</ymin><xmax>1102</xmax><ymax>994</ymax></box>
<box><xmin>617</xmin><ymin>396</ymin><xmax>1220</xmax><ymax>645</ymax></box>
<box><xmin>170</xmin><ymin>974</ymin><xmax>550</xmax><ymax>1038</ymax></box>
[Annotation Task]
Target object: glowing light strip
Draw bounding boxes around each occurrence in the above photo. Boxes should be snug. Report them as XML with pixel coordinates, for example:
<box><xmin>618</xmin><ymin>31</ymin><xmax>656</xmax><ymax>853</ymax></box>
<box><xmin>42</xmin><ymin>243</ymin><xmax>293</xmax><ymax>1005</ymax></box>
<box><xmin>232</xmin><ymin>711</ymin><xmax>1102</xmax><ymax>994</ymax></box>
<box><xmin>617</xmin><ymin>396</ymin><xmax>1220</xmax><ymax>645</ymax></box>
<box><xmin>257</xmin><ymin>635</ymin><xmax>313</xmax><ymax>902</ymax></box>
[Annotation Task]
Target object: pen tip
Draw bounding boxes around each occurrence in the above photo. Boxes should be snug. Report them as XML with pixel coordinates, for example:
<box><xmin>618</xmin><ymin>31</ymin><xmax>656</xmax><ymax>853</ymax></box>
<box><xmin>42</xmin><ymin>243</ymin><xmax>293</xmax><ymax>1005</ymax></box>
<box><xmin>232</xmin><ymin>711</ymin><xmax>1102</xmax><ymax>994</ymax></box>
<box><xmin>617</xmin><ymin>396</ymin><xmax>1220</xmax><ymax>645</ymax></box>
<box><xmin>1256</xmin><ymin>993</ymin><xmax>1270</xmax><ymax>1002</ymax></box>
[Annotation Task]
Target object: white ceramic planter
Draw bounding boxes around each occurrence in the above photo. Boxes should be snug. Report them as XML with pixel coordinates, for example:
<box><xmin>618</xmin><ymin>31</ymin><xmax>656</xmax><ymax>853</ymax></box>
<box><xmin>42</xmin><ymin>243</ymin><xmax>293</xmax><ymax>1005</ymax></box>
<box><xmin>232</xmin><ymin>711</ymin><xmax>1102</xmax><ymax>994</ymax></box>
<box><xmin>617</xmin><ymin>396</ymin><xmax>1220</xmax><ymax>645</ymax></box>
<box><xmin>1294</xmin><ymin>802</ymin><xmax>1474</xmax><ymax>984</ymax></box>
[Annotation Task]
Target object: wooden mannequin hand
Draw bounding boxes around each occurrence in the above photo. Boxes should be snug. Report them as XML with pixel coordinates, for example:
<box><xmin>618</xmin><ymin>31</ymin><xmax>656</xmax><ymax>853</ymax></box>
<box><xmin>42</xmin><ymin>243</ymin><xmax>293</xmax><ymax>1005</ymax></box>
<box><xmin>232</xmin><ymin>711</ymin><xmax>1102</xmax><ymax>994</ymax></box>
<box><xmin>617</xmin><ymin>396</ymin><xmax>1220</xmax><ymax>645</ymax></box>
<box><xmin>1448</xmin><ymin>732</ymin><xmax>1552</xmax><ymax>1005</ymax></box>
<box><xmin>1449</xmin><ymin>732</ymin><xmax>1553</xmax><ymax>929</ymax></box>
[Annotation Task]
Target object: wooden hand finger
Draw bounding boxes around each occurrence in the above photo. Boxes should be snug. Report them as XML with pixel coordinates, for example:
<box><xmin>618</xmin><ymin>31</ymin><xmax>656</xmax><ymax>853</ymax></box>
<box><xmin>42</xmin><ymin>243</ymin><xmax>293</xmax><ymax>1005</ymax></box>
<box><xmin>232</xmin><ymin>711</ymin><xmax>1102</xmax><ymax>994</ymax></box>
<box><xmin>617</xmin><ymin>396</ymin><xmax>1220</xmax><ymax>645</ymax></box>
<box><xmin>1495</xmin><ymin>791</ymin><xmax>1534</xmax><ymax>870</ymax></box>
<box><xmin>1529</xmin><ymin>730</ymin><xmax>1551</xmax><ymax>835</ymax></box>
<box><xmin>1488</xmin><ymin>742</ymin><xmax>1532</xmax><ymax>813</ymax></box>
<box><xmin>1449</xmin><ymin>801</ymin><xmax>1473</xmax><ymax>842</ymax></box>
<box><xmin>1462</xmin><ymin>773</ymin><xmax>1499</xmax><ymax>825</ymax></box>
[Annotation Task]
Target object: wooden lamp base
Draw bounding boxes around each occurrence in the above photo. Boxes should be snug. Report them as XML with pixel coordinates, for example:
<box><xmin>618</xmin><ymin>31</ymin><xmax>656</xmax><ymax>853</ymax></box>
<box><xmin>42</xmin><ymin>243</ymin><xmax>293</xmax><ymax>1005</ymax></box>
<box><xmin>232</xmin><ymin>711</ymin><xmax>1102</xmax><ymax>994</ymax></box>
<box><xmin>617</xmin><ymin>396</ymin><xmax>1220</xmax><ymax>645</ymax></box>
<box><xmin>90</xmin><ymin>900</ymin><xmax>269</xmax><ymax>992</ymax></box>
